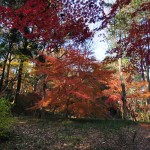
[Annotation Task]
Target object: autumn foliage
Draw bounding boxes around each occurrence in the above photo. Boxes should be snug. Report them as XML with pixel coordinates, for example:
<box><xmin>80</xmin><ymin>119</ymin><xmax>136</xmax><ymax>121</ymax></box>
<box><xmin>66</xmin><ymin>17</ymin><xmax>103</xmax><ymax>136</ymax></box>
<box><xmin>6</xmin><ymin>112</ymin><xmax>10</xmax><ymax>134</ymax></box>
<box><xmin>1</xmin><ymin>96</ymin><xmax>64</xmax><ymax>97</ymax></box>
<box><xmin>32</xmin><ymin>48</ymin><xmax>114</xmax><ymax>118</ymax></box>
<box><xmin>0</xmin><ymin>0</ymin><xmax>149</xmax><ymax>121</ymax></box>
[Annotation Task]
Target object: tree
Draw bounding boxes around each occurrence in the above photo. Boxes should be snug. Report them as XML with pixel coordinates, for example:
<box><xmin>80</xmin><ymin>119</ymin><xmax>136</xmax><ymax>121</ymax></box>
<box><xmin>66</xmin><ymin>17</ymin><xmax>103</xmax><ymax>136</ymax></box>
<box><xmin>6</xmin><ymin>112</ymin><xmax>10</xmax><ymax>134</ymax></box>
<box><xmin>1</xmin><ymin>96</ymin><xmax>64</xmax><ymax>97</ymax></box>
<box><xmin>107</xmin><ymin>0</ymin><xmax>150</xmax><ymax>80</ymax></box>
<box><xmin>0</xmin><ymin>0</ymin><xmax>95</xmax><ymax>101</ymax></box>
<box><xmin>104</xmin><ymin>0</ymin><xmax>150</xmax><ymax>120</ymax></box>
<box><xmin>32</xmin><ymin>48</ymin><xmax>113</xmax><ymax>118</ymax></box>
<box><xmin>0</xmin><ymin>0</ymin><xmax>93</xmax><ymax>45</ymax></box>
<box><xmin>0</xmin><ymin>0</ymin><xmax>138</xmax><ymax>118</ymax></box>
<box><xmin>0</xmin><ymin>28</ymin><xmax>19</xmax><ymax>91</ymax></box>
<box><xmin>0</xmin><ymin>27</ymin><xmax>35</xmax><ymax>103</ymax></box>
<box><xmin>102</xmin><ymin>60</ymin><xmax>149</xmax><ymax>121</ymax></box>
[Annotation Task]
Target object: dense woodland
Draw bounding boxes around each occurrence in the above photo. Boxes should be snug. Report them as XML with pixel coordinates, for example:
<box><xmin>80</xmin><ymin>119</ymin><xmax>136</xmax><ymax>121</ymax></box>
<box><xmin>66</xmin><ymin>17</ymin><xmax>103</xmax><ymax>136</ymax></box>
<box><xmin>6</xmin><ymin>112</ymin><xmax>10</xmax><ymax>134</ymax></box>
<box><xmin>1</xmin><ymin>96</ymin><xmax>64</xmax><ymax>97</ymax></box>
<box><xmin>0</xmin><ymin>0</ymin><xmax>150</xmax><ymax>147</ymax></box>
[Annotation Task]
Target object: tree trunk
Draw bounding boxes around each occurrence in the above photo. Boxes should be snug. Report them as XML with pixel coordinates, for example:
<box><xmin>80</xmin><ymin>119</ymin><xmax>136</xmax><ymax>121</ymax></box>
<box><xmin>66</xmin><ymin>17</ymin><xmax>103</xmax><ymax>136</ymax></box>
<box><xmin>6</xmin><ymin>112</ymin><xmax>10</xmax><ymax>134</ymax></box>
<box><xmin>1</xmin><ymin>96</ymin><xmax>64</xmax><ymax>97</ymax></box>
<box><xmin>0</xmin><ymin>57</ymin><xmax>7</xmax><ymax>91</ymax></box>
<box><xmin>4</xmin><ymin>53</ymin><xmax>12</xmax><ymax>90</ymax></box>
<box><xmin>146</xmin><ymin>65</ymin><xmax>150</xmax><ymax>104</ymax></box>
<box><xmin>14</xmin><ymin>59</ymin><xmax>24</xmax><ymax>102</ymax></box>
<box><xmin>14</xmin><ymin>37</ymin><xmax>28</xmax><ymax>103</ymax></box>
<box><xmin>146</xmin><ymin>28</ymin><xmax>150</xmax><ymax>104</ymax></box>
<box><xmin>118</xmin><ymin>58</ymin><xmax>127</xmax><ymax>120</ymax></box>
<box><xmin>0</xmin><ymin>42</ymin><xmax>12</xmax><ymax>91</ymax></box>
<box><xmin>39</xmin><ymin>76</ymin><xmax>47</xmax><ymax>119</ymax></box>
<box><xmin>140</xmin><ymin>58</ymin><xmax>145</xmax><ymax>81</ymax></box>
<box><xmin>65</xmin><ymin>100</ymin><xmax>69</xmax><ymax>119</ymax></box>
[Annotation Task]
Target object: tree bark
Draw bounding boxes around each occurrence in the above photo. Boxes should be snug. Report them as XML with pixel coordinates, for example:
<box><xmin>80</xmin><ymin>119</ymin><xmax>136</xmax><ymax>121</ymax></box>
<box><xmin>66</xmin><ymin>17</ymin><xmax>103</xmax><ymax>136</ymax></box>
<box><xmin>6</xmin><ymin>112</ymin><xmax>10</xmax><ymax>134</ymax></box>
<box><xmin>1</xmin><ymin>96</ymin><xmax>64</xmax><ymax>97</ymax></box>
<box><xmin>146</xmin><ymin>65</ymin><xmax>150</xmax><ymax>104</ymax></box>
<box><xmin>0</xmin><ymin>42</ymin><xmax>13</xmax><ymax>91</ymax></box>
<box><xmin>4</xmin><ymin>53</ymin><xmax>12</xmax><ymax>90</ymax></box>
<box><xmin>146</xmin><ymin>27</ymin><xmax>150</xmax><ymax>104</ymax></box>
<box><xmin>65</xmin><ymin>99</ymin><xmax>69</xmax><ymax>119</ymax></box>
<box><xmin>140</xmin><ymin>58</ymin><xmax>145</xmax><ymax>81</ymax></box>
<box><xmin>14</xmin><ymin>59</ymin><xmax>24</xmax><ymax>102</ymax></box>
<box><xmin>0</xmin><ymin>57</ymin><xmax>7</xmax><ymax>91</ymax></box>
<box><xmin>118</xmin><ymin>58</ymin><xmax>127</xmax><ymax>120</ymax></box>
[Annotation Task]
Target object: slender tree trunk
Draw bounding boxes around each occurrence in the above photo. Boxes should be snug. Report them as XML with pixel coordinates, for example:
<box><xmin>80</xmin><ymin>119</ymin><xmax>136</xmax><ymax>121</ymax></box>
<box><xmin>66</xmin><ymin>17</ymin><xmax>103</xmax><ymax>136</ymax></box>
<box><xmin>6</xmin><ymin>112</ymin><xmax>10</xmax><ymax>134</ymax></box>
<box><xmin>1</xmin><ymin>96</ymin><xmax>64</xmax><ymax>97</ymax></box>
<box><xmin>14</xmin><ymin>37</ymin><xmax>28</xmax><ymax>103</ymax></box>
<box><xmin>4</xmin><ymin>53</ymin><xmax>12</xmax><ymax>90</ymax></box>
<box><xmin>39</xmin><ymin>75</ymin><xmax>47</xmax><ymax>118</ymax></box>
<box><xmin>42</xmin><ymin>79</ymin><xmax>46</xmax><ymax>100</ymax></box>
<box><xmin>140</xmin><ymin>58</ymin><xmax>145</xmax><ymax>81</ymax></box>
<box><xmin>118</xmin><ymin>58</ymin><xmax>127</xmax><ymax>120</ymax></box>
<box><xmin>146</xmin><ymin>66</ymin><xmax>150</xmax><ymax>90</ymax></box>
<box><xmin>65</xmin><ymin>99</ymin><xmax>69</xmax><ymax>119</ymax></box>
<box><xmin>0</xmin><ymin>57</ymin><xmax>7</xmax><ymax>91</ymax></box>
<box><xmin>146</xmin><ymin>65</ymin><xmax>150</xmax><ymax>104</ymax></box>
<box><xmin>65</xmin><ymin>99</ymin><xmax>72</xmax><ymax>119</ymax></box>
<box><xmin>146</xmin><ymin>28</ymin><xmax>150</xmax><ymax>104</ymax></box>
<box><xmin>0</xmin><ymin>42</ymin><xmax>12</xmax><ymax>91</ymax></box>
<box><xmin>14</xmin><ymin>59</ymin><xmax>24</xmax><ymax>102</ymax></box>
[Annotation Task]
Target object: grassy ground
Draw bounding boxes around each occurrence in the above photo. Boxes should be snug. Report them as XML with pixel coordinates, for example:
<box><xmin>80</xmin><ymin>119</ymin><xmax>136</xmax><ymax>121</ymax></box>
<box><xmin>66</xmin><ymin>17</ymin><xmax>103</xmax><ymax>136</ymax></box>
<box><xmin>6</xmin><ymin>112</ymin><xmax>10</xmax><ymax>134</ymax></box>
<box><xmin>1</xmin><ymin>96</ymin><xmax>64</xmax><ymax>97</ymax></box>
<box><xmin>0</xmin><ymin>117</ymin><xmax>150</xmax><ymax>150</ymax></box>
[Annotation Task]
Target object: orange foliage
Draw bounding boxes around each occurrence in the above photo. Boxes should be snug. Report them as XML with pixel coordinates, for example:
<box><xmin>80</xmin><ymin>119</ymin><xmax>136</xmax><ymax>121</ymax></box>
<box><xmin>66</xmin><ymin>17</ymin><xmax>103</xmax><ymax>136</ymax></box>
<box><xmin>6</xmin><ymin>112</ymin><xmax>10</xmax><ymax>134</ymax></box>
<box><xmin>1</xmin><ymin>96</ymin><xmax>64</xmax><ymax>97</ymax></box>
<box><xmin>104</xmin><ymin>68</ymin><xmax>149</xmax><ymax>120</ymax></box>
<box><xmin>33</xmin><ymin>49</ymin><xmax>113</xmax><ymax>118</ymax></box>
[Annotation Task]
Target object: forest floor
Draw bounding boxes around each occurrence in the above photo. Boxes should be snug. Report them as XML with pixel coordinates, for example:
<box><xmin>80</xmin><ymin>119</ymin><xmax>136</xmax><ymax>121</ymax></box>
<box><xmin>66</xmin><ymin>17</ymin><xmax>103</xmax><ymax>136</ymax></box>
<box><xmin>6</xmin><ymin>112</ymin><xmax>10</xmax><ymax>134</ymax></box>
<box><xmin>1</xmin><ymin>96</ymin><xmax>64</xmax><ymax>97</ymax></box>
<box><xmin>0</xmin><ymin>117</ymin><xmax>150</xmax><ymax>150</ymax></box>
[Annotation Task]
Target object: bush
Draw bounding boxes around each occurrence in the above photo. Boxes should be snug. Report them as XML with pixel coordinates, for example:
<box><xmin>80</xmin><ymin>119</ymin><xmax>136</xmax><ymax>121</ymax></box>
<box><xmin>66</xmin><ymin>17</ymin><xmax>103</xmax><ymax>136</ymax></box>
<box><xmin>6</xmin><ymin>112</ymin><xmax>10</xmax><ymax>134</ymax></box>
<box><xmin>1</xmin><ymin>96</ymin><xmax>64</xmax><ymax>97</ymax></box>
<box><xmin>0</xmin><ymin>98</ymin><xmax>15</xmax><ymax>140</ymax></box>
<box><xmin>12</xmin><ymin>93</ymin><xmax>41</xmax><ymax>115</ymax></box>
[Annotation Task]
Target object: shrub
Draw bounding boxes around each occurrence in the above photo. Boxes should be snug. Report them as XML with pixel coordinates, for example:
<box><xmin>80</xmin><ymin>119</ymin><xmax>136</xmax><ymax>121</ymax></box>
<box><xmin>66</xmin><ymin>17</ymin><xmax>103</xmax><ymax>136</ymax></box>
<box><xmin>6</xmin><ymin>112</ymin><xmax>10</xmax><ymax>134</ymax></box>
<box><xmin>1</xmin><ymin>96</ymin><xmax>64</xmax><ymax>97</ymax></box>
<box><xmin>12</xmin><ymin>93</ymin><xmax>41</xmax><ymax>115</ymax></box>
<box><xmin>0</xmin><ymin>98</ymin><xmax>15</xmax><ymax>140</ymax></box>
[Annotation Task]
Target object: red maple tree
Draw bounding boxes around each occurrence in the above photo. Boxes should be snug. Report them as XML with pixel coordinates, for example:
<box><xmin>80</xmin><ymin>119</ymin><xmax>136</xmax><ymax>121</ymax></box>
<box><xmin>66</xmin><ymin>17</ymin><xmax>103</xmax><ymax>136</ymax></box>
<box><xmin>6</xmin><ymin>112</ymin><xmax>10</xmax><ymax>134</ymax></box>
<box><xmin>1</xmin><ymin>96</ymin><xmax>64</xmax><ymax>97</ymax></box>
<box><xmin>33</xmin><ymin>48</ymin><xmax>113</xmax><ymax>118</ymax></box>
